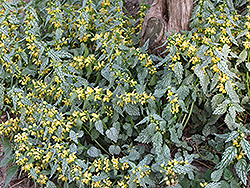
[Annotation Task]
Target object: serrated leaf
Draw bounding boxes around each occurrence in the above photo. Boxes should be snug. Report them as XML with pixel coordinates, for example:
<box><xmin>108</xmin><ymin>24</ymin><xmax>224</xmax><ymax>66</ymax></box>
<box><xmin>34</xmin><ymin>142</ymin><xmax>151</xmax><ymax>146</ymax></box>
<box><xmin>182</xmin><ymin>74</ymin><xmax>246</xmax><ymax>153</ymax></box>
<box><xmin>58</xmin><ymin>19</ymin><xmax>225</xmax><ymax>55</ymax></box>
<box><xmin>169</xmin><ymin>128</ymin><xmax>181</xmax><ymax>144</ymax></box>
<box><xmin>153</xmin><ymin>88</ymin><xmax>167</xmax><ymax>98</ymax></box>
<box><xmin>225</xmin><ymin>81</ymin><xmax>239</xmax><ymax>103</ymax></box>
<box><xmin>211</xmin><ymin>169</ymin><xmax>223</xmax><ymax>182</ymax></box>
<box><xmin>217</xmin><ymin>61</ymin><xmax>238</xmax><ymax>79</ymax></box>
<box><xmin>218</xmin><ymin>146</ymin><xmax>237</xmax><ymax>169</ymax></box>
<box><xmin>0</xmin><ymin>84</ymin><xmax>4</xmax><ymax>109</ymax></box>
<box><xmin>205</xmin><ymin>182</ymin><xmax>221</xmax><ymax>188</ymax></box>
<box><xmin>174</xmin><ymin>62</ymin><xmax>183</xmax><ymax>84</ymax></box>
<box><xmin>94</xmin><ymin>120</ymin><xmax>104</xmax><ymax>135</ymax></box>
<box><xmin>55</xmin><ymin>67</ymin><xmax>65</xmax><ymax>82</ymax></box>
<box><xmin>225</xmin><ymin>131</ymin><xmax>239</xmax><ymax>143</ymax></box>
<box><xmin>109</xmin><ymin>145</ymin><xmax>121</xmax><ymax>155</ymax></box>
<box><xmin>4</xmin><ymin>165</ymin><xmax>19</xmax><ymax>188</ymax></box>
<box><xmin>235</xmin><ymin>159</ymin><xmax>247</xmax><ymax>185</ymax></box>
<box><xmin>125</xmin><ymin>103</ymin><xmax>140</xmax><ymax>116</ymax></box>
<box><xmin>241</xmin><ymin>139</ymin><xmax>250</xmax><ymax>161</ymax></box>
<box><xmin>246</xmin><ymin>62</ymin><xmax>250</xmax><ymax>72</ymax></box>
<box><xmin>226</xmin><ymin>27</ymin><xmax>238</xmax><ymax>46</ymax></box>
<box><xmin>213</xmin><ymin>103</ymin><xmax>227</xmax><ymax>115</ymax></box>
<box><xmin>225</xmin><ymin>113</ymin><xmax>238</xmax><ymax>130</ymax></box>
<box><xmin>152</xmin><ymin>131</ymin><xmax>162</xmax><ymax>148</ymax></box>
<box><xmin>106</xmin><ymin>127</ymin><xmax>118</xmax><ymax>143</ymax></box>
<box><xmin>128</xmin><ymin>148</ymin><xmax>140</xmax><ymax>161</ymax></box>
<box><xmin>87</xmin><ymin>146</ymin><xmax>101</xmax><ymax>157</ymax></box>
<box><xmin>47</xmin><ymin>180</ymin><xmax>57</xmax><ymax>188</ymax></box>
<box><xmin>236</xmin><ymin>49</ymin><xmax>247</xmax><ymax>65</ymax></box>
<box><xmin>210</xmin><ymin>73</ymin><xmax>219</xmax><ymax>92</ymax></box>
<box><xmin>135</xmin><ymin>123</ymin><xmax>156</xmax><ymax>143</ymax></box>
<box><xmin>195</xmin><ymin>66</ymin><xmax>209</xmax><ymax>93</ymax></box>
<box><xmin>69</xmin><ymin>130</ymin><xmax>78</xmax><ymax>143</ymax></box>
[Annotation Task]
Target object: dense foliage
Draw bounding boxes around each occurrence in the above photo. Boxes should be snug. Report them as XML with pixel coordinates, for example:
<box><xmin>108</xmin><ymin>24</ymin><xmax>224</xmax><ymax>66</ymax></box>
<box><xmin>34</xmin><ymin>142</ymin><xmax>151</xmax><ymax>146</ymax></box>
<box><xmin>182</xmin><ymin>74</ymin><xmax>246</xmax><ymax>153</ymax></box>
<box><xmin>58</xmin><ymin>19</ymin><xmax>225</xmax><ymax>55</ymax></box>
<box><xmin>0</xmin><ymin>0</ymin><xmax>250</xmax><ymax>187</ymax></box>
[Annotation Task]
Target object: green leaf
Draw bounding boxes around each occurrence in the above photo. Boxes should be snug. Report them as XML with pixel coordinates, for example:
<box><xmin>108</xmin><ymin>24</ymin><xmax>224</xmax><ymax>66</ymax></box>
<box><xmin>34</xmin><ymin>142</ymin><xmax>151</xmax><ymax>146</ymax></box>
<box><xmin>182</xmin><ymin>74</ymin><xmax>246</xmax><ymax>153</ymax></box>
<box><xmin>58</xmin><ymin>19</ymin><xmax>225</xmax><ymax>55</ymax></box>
<box><xmin>94</xmin><ymin>120</ymin><xmax>104</xmax><ymax>135</ymax></box>
<box><xmin>211</xmin><ymin>169</ymin><xmax>223</xmax><ymax>182</ymax></box>
<box><xmin>46</xmin><ymin>180</ymin><xmax>57</xmax><ymax>188</ymax></box>
<box><xmin>225</xmin><ymin>81</ymin><xmax>239</xmax><ymax>103</ymax></box>
<box><xmin>69</xmin><ymin>130</ymin><xmax>78</xmax><ymax>144</ymax></box>
<box><xmin>241</xmin><ymin>138</ymin><xmax>250</xmax><ymax>161</ymax></box>
<box><xmin>213</xmin><ymin>103</ymin><xmax>227</xmax><ymax>115</ymax></box>
<box><xmin>217</xmin><ymin>146</ymin><xmax>237</xmax><ymax>169</ymax></box>
<box><xmin>235</xmin><ymin>158</ymin><xmax>247</xmax><ymax>185</ymax></box>
<box><xmin>106</xmin><ymin>127</ymin><xmax>118</xmax><ymax>143</ymax></box>
<box><xmin>4</xmin><ymin>165</ymin><xmax>19</xmax><ymax>188</ymax></box>
<box><xmin>174</xmin><ymin>62</ymin><xmax>183</xmax><ymax>84</ymax></box>
<box><xmin>87</xmin><ymin>146</ymin><xmax>101</xmax><ymax>157</ymax></box>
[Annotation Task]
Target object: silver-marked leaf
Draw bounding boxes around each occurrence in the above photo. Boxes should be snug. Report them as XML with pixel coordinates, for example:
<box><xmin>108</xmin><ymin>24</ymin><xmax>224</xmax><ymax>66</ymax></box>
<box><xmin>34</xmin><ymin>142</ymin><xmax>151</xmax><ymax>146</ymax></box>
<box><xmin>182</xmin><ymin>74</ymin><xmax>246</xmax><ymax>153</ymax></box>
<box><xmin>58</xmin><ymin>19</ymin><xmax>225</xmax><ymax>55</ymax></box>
<box><xmin>87</xmin><ymin>146</ymin><xmax>101</xmax><ymax>157</ymax></box>
<box><xmin>109</xmin><ymin>145</ymin><xmax>121</xmax><ymax>155</ymax></box>
<box><xmin>47</xmin><ymin>180</ymin><xmax>57</xmax><ymax>188</ymax></box>
<box><xmin>246</xmin><ymin>62</ymin><xmax>250</xmax><ymax>72</ymax></box>
<box><xmin>225</xmin><ymin>81</ymin><xmax>239</xmax><ymax>103</ymax></box>
<box><xmin>213</xmin><ymin>103</ymin><xmax>227</xmax><ymax>115</ymax></box>
<box><xmin>125</xmin><ymin>103</ymin><xmax>140</xmax><ymax>116</ymax></box>
<box><xmin>217</xmin><ymin>61</ymin><xmax>238</xmax><ymax>79</ymax></box>
<box><xmin>106</xmin><ymin>127</ymin><xmax>118</xmax><ymax>143</ymax></box>
<box><xmin>69</xmin><ymin>130</ymin><xmax>78</xmax><ymax>144</ymax></box>
<box><xmin>241</xmin><ymin>139</ymin><xmax>250</xmax><ymax>161</ymax></box>
<box><xmin>225</xmin><ymin>113</ymin><xmax>238</xmax><ymax>130</ymax></box>
<box><xmin>195</xmin><ymin>66</ymin><xmax>209</xmax><ymax>93</ymax></box>
<box><xmin>218</xmin><ymin>146</ymin><xmax>237</xmax><ymax>169</ymax></box>
<box><xmin>95</xmin><ymin>120</ymin><xmax>104</xmax><ymax>135</ymax></box>
<box><xmin>152</xmin><ymin>131</ymin><xmax>163</xmax><ymax>148</ymax></box>
<box><xmin>235</xmin><ymin>159</ymin><xmax>247</xmax><ymax>185</ymax></box>
<box><xmin>211</xmin><ymin>169</ymin><xmax>223</xmax><ymax>182</ymax></box>
<box><xmin>0</xmin><ymin>84</ymin><xmax>4</xmax><ymax>109</ymax></box>
<box><xmin>225</xmin><ymin>131</ymin><xmax>239</xmax><ymax>143</ymax></box>
<box><xmin>153</xmin><ymin>88</ymin><xmax>167</xmax><ymax>98</ymax></box>
<box><xmin>205</xmin><ymin>182</ymin><xmax>221</xmax><ymax>188</ymax></box>
<box><xmin>174</xmin><ymin>62</ymin><xmax>183</xmax><ymax>84</ymax></box>
<box><xmin>211</xmin><ymin>93</ymin><xmax>224</xmax><ymax>110</ymax></box>
<box><xmin>236</xmin><ymin>49</ymin><xmax>247</xmax><ymax>65</ymax></box>
<box><xmin>226</xmin><ymin>27</ymin><xmax>238</xmax><ymax>46</ymax></box>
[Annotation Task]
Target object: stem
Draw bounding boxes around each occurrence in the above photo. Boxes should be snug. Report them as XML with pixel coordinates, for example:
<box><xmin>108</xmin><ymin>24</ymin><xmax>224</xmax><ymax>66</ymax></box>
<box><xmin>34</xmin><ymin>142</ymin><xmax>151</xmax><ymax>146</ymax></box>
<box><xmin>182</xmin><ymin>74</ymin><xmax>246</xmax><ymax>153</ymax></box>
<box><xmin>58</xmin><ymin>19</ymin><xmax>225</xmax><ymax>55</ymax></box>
<box><xmin>195</xmin><ymin>143</ymin><xmax>215</xmax><ymax>164</ymax></box>
<box><xmin>182</xmin><ymin>101</ymin><xmax>194</xmax><ymax>131</ymax></box>
<box><xmin>82</xmin><ymin>124</ymin><xmax>110</xmax><ymax>156</ymax></box>
<box><xmin>126</xmin><ymin>112</ymin><xmax>140</xmax><ymax>134</ymax></box>
<box><xmin>247</xmin><ymin>71</ymin><xmax>250</xmax><ymax>97</ymax></box>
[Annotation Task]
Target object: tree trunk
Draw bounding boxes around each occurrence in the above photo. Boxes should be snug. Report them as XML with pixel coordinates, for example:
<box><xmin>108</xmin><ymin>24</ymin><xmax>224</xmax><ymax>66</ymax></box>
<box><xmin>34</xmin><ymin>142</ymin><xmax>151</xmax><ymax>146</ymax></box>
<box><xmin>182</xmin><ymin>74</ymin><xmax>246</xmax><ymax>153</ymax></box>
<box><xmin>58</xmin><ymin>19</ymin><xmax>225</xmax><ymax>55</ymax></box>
<box><xmin>141</xmin><ymin>0</ymin><xmax>193</xmax><ymax>54</ymax></box>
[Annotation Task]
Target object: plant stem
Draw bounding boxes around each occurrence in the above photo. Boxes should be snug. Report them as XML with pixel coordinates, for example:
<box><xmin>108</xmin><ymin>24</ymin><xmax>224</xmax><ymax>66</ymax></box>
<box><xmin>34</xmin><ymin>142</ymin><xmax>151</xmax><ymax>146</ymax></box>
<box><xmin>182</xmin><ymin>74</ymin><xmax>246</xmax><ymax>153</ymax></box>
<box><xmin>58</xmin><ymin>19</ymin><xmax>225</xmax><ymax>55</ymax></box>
<box><xmin>182</xmin><ymin>101</ymin><xmax>194</xmax><ymax>131</ymax></box>
<box><xmin>82</xmin><ymin>123</ymin><xmax>110</xmax><ymax>156</ymax></box>
<box><xmin>195</xmin><ymin>143</ymin><xmax>215</xmax><ymax>164</ymax></box>
<box><xmin>126</xmin><ymin>112</ymin><xmax>140</xmax><ymax>134</ymax></box>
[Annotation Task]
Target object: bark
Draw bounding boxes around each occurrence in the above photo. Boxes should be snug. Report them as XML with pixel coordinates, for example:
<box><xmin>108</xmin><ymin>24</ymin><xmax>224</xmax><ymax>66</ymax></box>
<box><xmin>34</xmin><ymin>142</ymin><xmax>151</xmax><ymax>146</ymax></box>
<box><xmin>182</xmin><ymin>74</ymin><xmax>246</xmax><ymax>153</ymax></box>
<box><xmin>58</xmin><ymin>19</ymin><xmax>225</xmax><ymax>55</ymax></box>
<box><xmin>141</xmin><ymin>0</ymin><xmax>193</xmax><ymax>54</ymax></box>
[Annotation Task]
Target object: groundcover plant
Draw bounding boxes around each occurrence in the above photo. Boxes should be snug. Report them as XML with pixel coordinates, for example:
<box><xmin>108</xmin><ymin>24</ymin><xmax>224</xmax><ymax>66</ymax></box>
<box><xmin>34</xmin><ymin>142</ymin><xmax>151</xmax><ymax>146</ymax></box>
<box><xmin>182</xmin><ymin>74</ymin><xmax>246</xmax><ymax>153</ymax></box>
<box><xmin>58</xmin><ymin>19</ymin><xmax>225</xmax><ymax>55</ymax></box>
<box><xmin>0</xmin><ymin>0</ymin><xmax>250</xmax><ymax>187</ymax></box>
